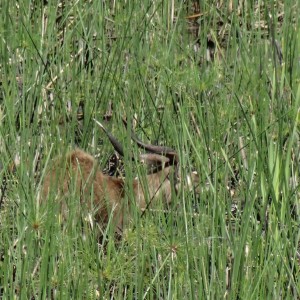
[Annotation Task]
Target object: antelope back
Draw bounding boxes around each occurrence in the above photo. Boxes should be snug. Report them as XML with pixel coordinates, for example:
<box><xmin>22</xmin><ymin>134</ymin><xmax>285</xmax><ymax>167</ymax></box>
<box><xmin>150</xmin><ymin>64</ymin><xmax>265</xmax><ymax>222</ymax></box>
<box><xmin>42</xmin><ymin>149</ymin><xmax>126</xmax><ymax>229</ymax></box>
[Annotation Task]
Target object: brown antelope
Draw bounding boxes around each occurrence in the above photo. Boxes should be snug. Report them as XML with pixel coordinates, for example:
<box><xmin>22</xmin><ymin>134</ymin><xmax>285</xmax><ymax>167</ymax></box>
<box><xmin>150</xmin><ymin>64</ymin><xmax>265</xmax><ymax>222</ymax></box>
<box><xmin>41</xmin><ymin>120</ymin><xmax>199</xmax><ymax>233</ymax></box>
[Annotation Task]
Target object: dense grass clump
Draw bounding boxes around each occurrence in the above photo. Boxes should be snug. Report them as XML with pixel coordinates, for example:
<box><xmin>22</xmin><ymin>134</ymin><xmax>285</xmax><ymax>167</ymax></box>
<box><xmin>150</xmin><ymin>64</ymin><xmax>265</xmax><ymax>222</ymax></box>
<box><xmin>0</xmin><ymin>1</ymin><xmax>299</xmax><ymax>299</ymax></box>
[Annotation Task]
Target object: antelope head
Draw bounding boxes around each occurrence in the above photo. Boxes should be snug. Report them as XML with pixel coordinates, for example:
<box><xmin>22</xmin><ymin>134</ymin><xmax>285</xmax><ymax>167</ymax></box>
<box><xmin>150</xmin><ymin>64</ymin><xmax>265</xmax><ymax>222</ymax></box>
<box><xmin>95</xmin><ymin>119</ymin><xmax>199</xmax><ymax>210</ymax></box>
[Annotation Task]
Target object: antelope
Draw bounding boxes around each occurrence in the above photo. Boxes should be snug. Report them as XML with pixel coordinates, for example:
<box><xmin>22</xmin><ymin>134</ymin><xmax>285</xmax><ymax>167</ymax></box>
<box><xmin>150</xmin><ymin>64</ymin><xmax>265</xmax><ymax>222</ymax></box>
<box><xmin>41</xmin><ymin>120</ymin><xmax>199</xmax><ymax>233</ymax></box>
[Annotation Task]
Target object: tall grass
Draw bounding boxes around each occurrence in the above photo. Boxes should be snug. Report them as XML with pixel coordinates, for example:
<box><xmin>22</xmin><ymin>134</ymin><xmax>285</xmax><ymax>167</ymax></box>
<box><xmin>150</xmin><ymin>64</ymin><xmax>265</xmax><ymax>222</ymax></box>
<box><xmin>0</xmin><ymin>0</ymin><xmax>299</xmax><ymax>299</ymax></box>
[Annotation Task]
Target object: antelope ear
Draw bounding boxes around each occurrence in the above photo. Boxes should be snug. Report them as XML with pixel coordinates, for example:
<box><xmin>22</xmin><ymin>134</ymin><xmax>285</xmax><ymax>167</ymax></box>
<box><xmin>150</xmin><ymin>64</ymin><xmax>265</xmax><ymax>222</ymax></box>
<box><xmin>139</xmin><ymin>153</ymin><xmax>170</xmax><ymax>173</ymax></box>
<box><xmin>187</xmin><ymin>171</ymin><xmax>201</xmax><ymax>193</ymax></box>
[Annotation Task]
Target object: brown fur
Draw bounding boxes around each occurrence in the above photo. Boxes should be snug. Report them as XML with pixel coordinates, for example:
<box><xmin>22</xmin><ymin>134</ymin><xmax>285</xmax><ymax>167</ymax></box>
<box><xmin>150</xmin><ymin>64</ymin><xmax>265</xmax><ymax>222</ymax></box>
<box><xmin>41</xmin><ymin>148</ymin><xmax>176</xmax><ymax>232</ymax></box>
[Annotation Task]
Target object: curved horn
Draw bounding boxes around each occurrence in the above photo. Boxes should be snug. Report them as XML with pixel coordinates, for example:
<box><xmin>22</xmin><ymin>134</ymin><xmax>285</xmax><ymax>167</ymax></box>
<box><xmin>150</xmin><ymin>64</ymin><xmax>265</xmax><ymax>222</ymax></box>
<box><xmin>122</xmin><ymin>118</ymin><xmax>178</xmax><ymax>164</ymax></box>
<box><xmin>94</xmin><ymin>119</ymin><xmax>125</xmax><ymax>157</ymax></box>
